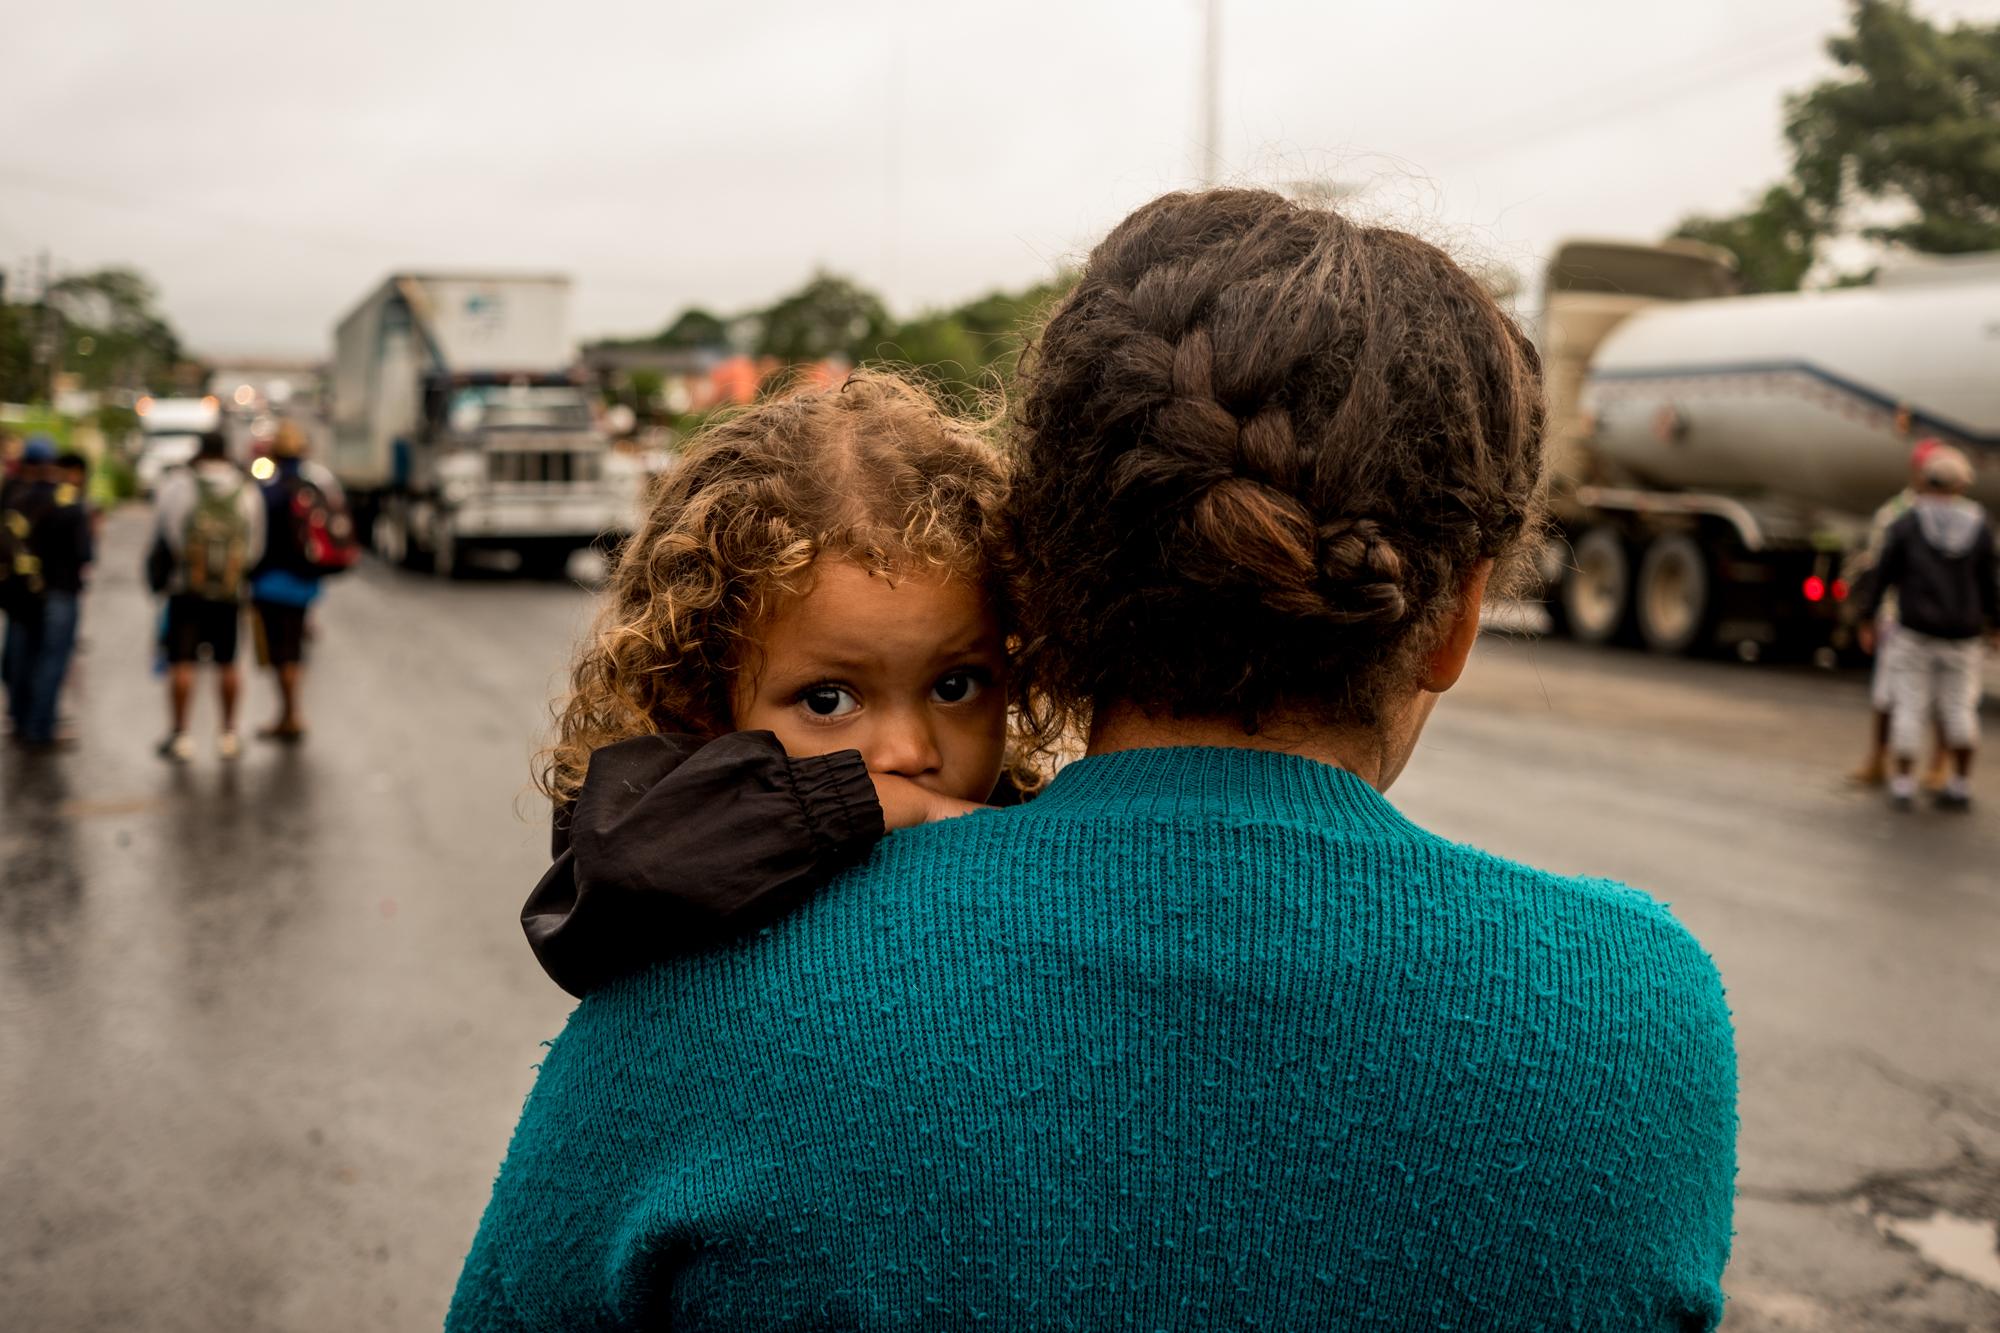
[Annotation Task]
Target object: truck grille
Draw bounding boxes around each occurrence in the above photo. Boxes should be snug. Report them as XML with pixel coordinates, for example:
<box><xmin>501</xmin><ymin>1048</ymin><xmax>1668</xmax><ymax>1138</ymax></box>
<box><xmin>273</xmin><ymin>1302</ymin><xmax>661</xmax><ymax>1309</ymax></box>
<box><xmin>487</xmin><ymin>449</ymin><xmax>602</xmax><ymax>485</ymax></box>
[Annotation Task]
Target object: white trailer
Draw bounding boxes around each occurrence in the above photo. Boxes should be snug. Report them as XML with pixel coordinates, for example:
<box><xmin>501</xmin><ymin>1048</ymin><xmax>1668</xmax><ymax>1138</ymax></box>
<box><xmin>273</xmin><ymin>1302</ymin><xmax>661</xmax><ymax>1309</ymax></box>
<box><xmin>331</xmin><ymin>274</ymin><xmax>638</xmax><ymax>577</ymax></box>
<box><xmin>1541</xmin><ymin>242</ymin><xmax>2000</xmax><ymax>657</ymax></box>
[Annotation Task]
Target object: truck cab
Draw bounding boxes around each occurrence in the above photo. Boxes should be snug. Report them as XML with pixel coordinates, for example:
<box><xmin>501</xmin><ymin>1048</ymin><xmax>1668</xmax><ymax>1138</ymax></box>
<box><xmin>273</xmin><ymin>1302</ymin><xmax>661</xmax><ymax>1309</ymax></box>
<box><xmin>334</xmin><ymin>274</ymin><xmax>641</xmax><ymax>578</ymax></box>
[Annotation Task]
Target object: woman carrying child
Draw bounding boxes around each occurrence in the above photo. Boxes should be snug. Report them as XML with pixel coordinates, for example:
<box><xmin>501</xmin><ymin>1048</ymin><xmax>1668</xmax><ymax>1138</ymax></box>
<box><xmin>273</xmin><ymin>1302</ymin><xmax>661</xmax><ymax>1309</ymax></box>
<box><xmin>453</xmin><ymin>189</ymin><xmax>1737</xmax><ymax>1331</ymax></box>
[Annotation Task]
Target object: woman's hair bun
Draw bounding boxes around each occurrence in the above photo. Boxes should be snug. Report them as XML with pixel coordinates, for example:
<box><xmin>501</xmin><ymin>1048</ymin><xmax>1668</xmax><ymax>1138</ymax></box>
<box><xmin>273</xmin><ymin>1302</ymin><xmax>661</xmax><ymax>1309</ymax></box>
<box><xmin>1008</xmin><ymin>186</ymin><xmax>1546</xmax><ymax>732</ymax></box>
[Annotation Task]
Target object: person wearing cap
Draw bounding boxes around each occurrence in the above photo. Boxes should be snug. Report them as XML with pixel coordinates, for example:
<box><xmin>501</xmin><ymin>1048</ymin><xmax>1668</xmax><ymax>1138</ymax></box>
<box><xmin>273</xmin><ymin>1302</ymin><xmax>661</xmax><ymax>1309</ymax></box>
<box><xmin>1856</xmin><ymin>444</ymin><xmax>2000</xmax><ymax>811</ymax></box>
<box><xmin>248</xmin><ymin>420</ymin><xmax>347</xmax><ymax>741</ymax></box>
<box><xmin>2</xmin><ymin>435</ymin><xmax>94</xmax><ymax>750</ymax></box>
<box><xmin>1848</xmin><ymin>439</ymin><xmax>1953</xmax><ymax>788</ymax></box>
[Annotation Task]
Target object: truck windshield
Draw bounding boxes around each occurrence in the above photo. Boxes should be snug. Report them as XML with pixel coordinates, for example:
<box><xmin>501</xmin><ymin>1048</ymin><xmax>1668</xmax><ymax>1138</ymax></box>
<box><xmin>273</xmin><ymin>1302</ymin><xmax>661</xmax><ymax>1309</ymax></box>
<box><xmin>449</xmin><ymin>386</ymin><xmax>592</xmax><ymax>431</ymax></box>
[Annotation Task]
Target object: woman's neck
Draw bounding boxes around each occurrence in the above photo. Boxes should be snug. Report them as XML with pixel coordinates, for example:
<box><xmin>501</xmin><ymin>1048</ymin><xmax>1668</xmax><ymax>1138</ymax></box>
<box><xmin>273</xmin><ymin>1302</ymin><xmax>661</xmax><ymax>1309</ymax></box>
<box><xmin>1085</xmin><ymin>703</ymin><xmax>1419</xmax><ymax>792</ymax></box>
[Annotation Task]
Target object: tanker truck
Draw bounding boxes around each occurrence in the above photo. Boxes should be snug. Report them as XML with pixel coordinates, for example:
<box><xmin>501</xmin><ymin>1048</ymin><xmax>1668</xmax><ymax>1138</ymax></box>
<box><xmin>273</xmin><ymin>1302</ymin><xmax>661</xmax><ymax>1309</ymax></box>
<box><xmin>1540</xmin><ymin>241</ymin><xmax>2000</xmax><ymax>658</ymax></box>
<box><xmin>331</xmin><ymin>273</ymin><xmax>641</xmax><ymax>578</ymax></box>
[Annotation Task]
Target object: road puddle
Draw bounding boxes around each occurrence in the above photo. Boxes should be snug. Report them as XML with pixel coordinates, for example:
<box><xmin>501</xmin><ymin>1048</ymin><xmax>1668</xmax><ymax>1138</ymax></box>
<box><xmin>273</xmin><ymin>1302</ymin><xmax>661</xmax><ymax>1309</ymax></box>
<box><xmin>1869</xmin><ymin>1208</ymin><xmax>2000</xmax><ymax>1293</ymax></box>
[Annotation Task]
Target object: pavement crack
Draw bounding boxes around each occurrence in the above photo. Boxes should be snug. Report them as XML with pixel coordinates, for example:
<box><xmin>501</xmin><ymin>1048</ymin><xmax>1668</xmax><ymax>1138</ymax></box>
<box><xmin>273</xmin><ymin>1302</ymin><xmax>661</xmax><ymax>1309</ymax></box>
<box><xmin>1852</xmin><ymin>1050</ymin><xmax>2000</xmax><ymax>1136</ymax></box>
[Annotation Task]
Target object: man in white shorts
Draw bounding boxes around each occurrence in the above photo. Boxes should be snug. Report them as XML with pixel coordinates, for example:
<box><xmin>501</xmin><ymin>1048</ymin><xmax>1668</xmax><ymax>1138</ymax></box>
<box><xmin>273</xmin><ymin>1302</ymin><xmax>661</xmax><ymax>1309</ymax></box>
<box><xmin>1856</xmin><ymin>444</ymin><xmax>1999</xmax><ymax>812</ymax></box>
<box><xmin>1849</xmin><ymin>439</ymin><xmax>1950</xmax><ymax>788</ymax></box>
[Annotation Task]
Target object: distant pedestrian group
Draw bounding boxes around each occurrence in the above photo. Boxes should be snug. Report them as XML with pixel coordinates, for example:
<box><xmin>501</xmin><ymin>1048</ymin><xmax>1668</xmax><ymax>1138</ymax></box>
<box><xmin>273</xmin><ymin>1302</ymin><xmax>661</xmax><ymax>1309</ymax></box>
<box><xmin>149</xmin><ymin>421</ymin><xmax>355</xmax><ymax>761</ymax></box>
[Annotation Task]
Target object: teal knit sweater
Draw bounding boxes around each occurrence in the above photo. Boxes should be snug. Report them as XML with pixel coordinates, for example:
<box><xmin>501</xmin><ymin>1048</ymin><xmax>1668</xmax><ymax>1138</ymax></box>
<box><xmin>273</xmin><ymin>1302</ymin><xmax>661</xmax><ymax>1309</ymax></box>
<box><xmin>451</xmin><ymin>747</ymin><xmax>1737</xmax><ymax>1331</ymax></box>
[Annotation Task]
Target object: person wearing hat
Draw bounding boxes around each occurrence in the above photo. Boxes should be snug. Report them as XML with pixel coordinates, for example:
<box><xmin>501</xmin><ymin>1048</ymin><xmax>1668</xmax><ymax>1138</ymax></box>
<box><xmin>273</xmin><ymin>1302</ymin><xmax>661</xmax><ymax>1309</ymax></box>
<box><xmin>247</xmin><ymin>420</ymin><xmax>350</xmax><ymax>741</ymax></box>
<box><xmin>1848</xmin><ymin>438</ymin><xmax>1952</xmax><ymax>788</ymax></box>
<box><xmin>2</xmin><ymin>434</ymin><xmax>94</xmax><ymax>749</ymax></box>
<box><xmin>1856</xmin><ymin>443</ymin><xmax>2000</xmax><ymax>811</ymax></box>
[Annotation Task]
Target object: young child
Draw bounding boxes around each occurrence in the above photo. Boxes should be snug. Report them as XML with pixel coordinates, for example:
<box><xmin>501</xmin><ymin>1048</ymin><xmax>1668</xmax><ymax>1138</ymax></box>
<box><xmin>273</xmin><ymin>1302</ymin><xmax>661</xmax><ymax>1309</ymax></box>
<box><xmin>523</xmin><ymin>372</ymin><xmax>1013</xmax><ymax>996</ymax></box>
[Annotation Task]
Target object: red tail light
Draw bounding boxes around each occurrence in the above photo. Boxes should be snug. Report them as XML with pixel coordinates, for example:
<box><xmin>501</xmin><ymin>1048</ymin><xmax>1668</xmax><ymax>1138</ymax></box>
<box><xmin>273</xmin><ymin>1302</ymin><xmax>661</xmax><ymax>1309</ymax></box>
<box><xmin>1803</xmin><ymin>576</ymin><xmax>1827</xmax><ymax>603</ymax></box>
<box><xmin>1832</xmin><ymin>579</ymin><xmax>1849</xmax><ymax>601</ymax></box>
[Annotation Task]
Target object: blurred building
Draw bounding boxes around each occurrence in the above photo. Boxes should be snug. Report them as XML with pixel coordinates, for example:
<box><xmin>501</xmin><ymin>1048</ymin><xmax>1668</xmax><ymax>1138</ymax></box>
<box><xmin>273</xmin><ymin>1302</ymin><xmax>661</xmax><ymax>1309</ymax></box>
<box><xmin>205</xmin><ymin>357</ymin><xmax>326</xmax><ymax>417</ymax></box>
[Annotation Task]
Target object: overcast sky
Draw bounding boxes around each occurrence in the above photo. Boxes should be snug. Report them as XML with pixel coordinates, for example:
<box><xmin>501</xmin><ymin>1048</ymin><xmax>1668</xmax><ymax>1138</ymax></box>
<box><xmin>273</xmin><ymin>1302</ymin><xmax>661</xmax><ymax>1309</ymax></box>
<box><xmin>6</xmin><ymin>0</ymin><xmax>1994</xmax><ymax>358</ymax></box>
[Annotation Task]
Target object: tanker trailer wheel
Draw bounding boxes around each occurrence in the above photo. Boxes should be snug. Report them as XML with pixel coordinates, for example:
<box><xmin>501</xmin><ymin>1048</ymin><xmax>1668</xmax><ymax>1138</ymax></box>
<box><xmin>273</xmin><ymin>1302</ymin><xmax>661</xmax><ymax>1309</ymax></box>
<box><xmin>1634</xmin><ymin>533</ymin><xmax>1711</xmax><ymax>656</ymax></box>
<box><xmin>1560</xmin><ymin>526</ymin><xmax>1634</xmax><ymax>646</ymax></box>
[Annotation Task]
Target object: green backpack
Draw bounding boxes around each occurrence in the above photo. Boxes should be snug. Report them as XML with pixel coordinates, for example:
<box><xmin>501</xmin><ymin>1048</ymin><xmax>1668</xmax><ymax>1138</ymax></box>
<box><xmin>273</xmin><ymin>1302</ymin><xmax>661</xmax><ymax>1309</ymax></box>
<box><xmin>182</xmin><ymin>478</ymin><xmax>250</xmax><ymax>601</ymax></box>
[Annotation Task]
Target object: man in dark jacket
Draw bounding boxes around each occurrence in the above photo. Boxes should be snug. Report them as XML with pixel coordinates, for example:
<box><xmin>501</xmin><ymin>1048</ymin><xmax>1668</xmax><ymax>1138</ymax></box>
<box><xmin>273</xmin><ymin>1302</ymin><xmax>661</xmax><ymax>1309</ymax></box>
<box><xmin>2</xmin><ymin>437</ymin><xmax>94</xmax><ymax>750</ymax></box>
<box><xmin>1857</xmin><ymin>444</ymin><xmax>2000</xmax><ymax>811</ymax></box>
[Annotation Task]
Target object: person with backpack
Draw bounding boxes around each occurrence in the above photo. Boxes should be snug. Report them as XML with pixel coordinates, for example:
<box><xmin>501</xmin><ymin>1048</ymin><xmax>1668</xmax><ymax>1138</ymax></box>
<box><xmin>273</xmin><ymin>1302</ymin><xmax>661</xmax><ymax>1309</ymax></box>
<box><xmin>248</xmin><ymin>420</ymin><xmax>357</xmax><ymax>742</ymax></box>
<box><xmin>151</xmin><ymin>430</ymin><xmax>264</xmax><ymax>761</ymax></box>
<box><xmin>2</xmin><ymin>435</ymin><xmax>94</xmax><ymax>751</ymax></box>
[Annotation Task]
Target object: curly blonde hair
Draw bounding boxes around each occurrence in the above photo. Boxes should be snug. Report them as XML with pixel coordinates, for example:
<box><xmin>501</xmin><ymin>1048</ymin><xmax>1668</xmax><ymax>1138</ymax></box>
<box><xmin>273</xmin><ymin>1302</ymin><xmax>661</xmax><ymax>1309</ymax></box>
<box><xmin>538</xmin><ymin>371</ymin><xmax>1009</xmax><ymax>805</ymax></box>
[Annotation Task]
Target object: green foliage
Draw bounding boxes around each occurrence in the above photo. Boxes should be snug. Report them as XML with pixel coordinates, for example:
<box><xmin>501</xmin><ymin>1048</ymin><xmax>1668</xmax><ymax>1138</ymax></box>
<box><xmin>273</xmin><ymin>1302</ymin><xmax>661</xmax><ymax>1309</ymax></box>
<box><xmin>630</xmin><ymin>271</ymin><xmax>1076</xmax><ymax>416</ymax></box>
<box><xmin>655</xmin><ymin>308</ymin><xmax>729</xmax><ymax>350</ymax></box>
<box><xmin>7</xmin><ymin>409</ymin><xmax>71</xmax><ymax>445</ymax></box>
<box><xmin>0</xmin><ymin>263</ymin><xmax>192</xmax><ymax>404</ymax></box>
<box><xmin>94</xmin><ymin>403</ymin><xmax>141</xmax><ymax>442</ymax></box>
<box><xmin>92</xmin><ymin>450</ymin><xmax>139</xmax><ymax>504</ymax></box>
<box><xmin>1672</xmin><ymin>185</ymin><xmax>1820</xmax><ymax>293</ymax></box>
<box><xmin>1788</xmin><ymin>0</ymin><xmax>2000</xmax><ymax>253</ymax></box>
<box><xmin>753</xmin><ymin>271</ymin><xmax>894</xmax><ymax>364</ymax></box>
<box><xmin>0</xmin><ymin>303</ymin><xmax>36</xmax><ymax>402</ymax></box>
<box><xmin>625</xmin><ymin>368</ymin><xmax>665</xmax><ymax>404</ymax></box>
<box><xmin>46</xmin><ymin>267</ymin><xmax>189</xmax><ymax>392</ymax></box>
<box><xmin>878</xmin><ymin>276</ymin><xmax>1076</xmax><ymax>411</ymax></box>
<box><xmin>1666</xmin><ymin>1</ymin><xmax>2000</xmax><ymax>283</ymax></box>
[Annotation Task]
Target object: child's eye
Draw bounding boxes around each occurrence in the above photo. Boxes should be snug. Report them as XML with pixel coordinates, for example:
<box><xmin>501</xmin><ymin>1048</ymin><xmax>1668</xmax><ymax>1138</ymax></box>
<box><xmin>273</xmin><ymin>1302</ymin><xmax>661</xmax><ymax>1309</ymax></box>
<box><xmin>931</xmin><ymin>671</ymin><xmax>984</xmax><ymax>705</ymax></box>
<box><xmin>799</xmin><ymin>685</ymin><xmax>859</xmax><ymax>719</ymax></box>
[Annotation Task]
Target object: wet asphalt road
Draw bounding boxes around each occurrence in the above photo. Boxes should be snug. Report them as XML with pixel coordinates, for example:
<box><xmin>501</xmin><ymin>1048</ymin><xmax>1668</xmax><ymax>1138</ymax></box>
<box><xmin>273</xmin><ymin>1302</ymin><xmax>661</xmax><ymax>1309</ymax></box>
<box><xmin>3</xmin><ymin>508</ymin><xmax>1996</xmax><ymax>1332</ymax></box>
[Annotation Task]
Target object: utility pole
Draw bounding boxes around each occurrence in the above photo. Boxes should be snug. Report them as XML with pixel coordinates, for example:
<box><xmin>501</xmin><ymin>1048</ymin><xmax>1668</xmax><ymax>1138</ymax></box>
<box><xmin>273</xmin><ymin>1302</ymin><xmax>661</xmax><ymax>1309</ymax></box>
<box><xmin>1199</xmin><ymin>0</ymin><xmax>1222</xmax><ymax>186</ymax></box>
<box><xmin>34</xmin><ymin>250</ymin><xmax>59</xmax><ymax>404</ymax></box>
<box><xmin>882</xmin><ymin>32</ymin><xmax>906</xmax><ymax>307</ymax></box>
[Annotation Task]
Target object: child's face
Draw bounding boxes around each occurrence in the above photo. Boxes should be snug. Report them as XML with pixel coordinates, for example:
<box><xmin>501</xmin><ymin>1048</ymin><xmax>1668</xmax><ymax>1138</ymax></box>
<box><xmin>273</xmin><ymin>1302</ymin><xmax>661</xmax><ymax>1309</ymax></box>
<box><xmin>732</xmin><ymin>560</ymin><xmax>1008</xmax><ymax>803</ymax></box>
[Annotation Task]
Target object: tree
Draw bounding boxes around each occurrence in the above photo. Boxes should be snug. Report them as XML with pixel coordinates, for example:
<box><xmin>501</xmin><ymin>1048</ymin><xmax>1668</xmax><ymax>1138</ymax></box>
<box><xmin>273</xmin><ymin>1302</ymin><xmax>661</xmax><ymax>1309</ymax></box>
<box><xmin>877</xmin><ymin>312</ymin><xmax>989</xmax><ymax>411</ymax></box>
<box><xmin>654</xmin><ymin>307</ymin><xmax>729</xmax><ymax>351</ymax></box>
<box><xmin>1666</xmin><ymin>1</ymin><xmax>1999</xmax><ymax>283</ymax></box>
<box><xmin>876</xmin><ymin>276</ymin><xmax>1076</xmax><ymax>412</ymax></box>
<box><xmin>754</xmin><ymin>271</ymin><xmax>893</xmax><ymax>364</ymax></box>
<box><xmin>44</xmin><ymin>267</ymin><xmax>188</xmax><ymax>394</ymax></box>
<box><xmin>1672</xmin><ymin>185</ymin><xmax>1820</xmax><ymax>294</ymax></box>
<box><xmin>1787</xmin><ymin>0</ymin><xmax>2000</xmax><ymax>254</ymax></box>
<box><xmin>0</xmin><ymin>303</ymin><xmax>36</xmax><ymax>403</ymax></box>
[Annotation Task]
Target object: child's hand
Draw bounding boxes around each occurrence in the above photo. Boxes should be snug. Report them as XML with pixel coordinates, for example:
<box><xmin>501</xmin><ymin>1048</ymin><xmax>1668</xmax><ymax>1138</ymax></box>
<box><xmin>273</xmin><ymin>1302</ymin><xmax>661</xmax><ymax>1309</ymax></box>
<box><xmin>872</xmin><ymin>773</ymin><xmax>988</xmax><ymax>830</ymax></box>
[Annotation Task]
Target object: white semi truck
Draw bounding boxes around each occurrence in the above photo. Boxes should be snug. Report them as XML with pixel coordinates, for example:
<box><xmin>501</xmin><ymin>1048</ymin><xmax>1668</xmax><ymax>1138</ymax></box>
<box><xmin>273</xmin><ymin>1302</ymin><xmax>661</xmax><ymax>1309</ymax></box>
<box><xmin>331</xmin><ymin>273</ymin><xmax>638</xmax><ymax>577</ymax></box>
<box><xmin>1540</xmin><ymin>241</ymin><xmax>2000</xmax><ymax>657</ymax></box>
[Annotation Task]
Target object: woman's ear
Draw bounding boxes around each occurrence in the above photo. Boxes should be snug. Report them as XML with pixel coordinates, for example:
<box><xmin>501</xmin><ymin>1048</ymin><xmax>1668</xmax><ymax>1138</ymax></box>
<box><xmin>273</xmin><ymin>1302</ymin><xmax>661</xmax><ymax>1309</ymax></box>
<box><xmin>1421</xmin><ymin>561</ymin><xmax>1494</xmax><ymax>694</ymax></box>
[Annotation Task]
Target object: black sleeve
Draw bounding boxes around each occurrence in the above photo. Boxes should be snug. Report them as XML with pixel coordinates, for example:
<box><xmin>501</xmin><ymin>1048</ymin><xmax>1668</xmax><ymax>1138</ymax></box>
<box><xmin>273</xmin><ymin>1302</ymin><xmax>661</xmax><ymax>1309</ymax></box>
<box><xmin>523</xmin><ymin>730</ymin><xmax>882</xmax><ymax>998</ymax></box>
<box><xmin>1856</xmin><ymin>514</ymin><xmax>1909</xmax><ymax>622</ymax></box>
<box><xmin>1978</xmin><ymin>520</ymin><xmax>2000</xmax><ymax>629</ymax></box>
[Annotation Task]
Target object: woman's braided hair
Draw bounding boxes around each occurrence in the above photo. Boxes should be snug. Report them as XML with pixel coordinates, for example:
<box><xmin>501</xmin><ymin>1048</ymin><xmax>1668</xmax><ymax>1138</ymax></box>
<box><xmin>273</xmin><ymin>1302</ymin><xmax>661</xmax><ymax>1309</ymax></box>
<box><xmin>1008</xmin><ymin>188</ymin><xmax>1546</xmax><ymax>735</ymax></box>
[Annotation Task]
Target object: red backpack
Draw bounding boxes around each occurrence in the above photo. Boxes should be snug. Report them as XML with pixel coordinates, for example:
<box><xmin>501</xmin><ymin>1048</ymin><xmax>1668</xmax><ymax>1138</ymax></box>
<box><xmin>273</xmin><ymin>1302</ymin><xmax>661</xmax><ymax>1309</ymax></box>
<box><xmin>281</xmin><ymin>473</ymin><xmax>360</xmax><ymax>576</ymax></box>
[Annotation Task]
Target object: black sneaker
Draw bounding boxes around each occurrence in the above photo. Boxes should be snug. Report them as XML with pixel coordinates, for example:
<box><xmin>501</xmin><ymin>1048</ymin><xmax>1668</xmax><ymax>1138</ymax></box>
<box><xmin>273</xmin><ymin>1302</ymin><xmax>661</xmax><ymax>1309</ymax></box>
<box><xmin>1890</xmin><ymin>790</ymin><xmax>1916</xmax><ymax>813</ymax></box>
<box><xmin>1934</xmin><ymin>790</ymin><xmax>1972</xmax><ymax>813</ymax></box>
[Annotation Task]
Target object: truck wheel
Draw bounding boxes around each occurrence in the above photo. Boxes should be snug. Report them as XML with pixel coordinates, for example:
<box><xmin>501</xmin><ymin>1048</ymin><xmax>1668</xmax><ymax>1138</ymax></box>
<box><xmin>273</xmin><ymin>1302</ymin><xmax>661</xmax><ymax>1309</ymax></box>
<box><xmin>1634</xmin><ymin>534</ymin><xmax>1712</xmax><ymax>656</ymax></box>
<box><xmin>1561</xmin><ymin>527</ymin><xmax>1633</xmax><ymax>646</ymax></box>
